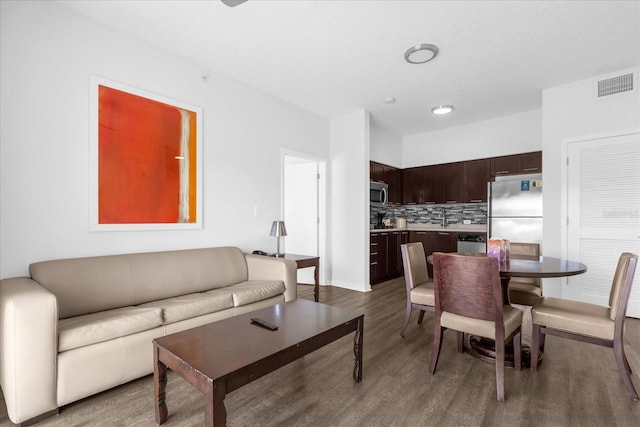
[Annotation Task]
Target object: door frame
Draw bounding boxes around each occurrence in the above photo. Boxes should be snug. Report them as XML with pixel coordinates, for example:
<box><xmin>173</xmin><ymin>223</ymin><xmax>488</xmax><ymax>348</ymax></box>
<box><xmin>281</xmin><ymin>148</ymin><xmax>327</xmax><ymax>286</ymax></box>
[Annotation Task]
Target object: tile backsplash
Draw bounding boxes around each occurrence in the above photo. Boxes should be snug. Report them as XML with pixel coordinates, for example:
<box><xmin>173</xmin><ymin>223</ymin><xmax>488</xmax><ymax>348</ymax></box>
<box><xmin>370</xmin><ymin>203</ymin><xmax>487</xmax><ymax>227</ymax></box>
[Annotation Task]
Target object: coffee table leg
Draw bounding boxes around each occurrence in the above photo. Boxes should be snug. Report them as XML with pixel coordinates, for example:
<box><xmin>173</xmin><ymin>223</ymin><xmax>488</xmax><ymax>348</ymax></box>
<box><xmin>353</xmin><ymin>317</ymin><xmax>364</xmax><ymax>383</ymax></box>
<box><xmin>154</xmin><ymin>346</ymin><xmax>168</xmax><ymax>425</ymax></box>
<box><xmin>205</xmin><ymin>381</ymin><xmax>227</xmax><ymax>427</ymax></box>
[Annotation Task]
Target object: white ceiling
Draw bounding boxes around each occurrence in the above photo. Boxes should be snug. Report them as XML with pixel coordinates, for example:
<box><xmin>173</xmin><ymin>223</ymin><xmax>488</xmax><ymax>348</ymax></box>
<box><xmin>56</xmin><ymin>0</ymin><xmax>640</xmax><ymax>137</ymax></box>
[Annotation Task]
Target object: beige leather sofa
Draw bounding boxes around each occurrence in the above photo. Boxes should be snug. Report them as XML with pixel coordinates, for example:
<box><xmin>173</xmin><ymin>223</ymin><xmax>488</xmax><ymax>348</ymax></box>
<box><xmin>0</xmin><ymin>246</ymin><xmax>297</xmax><ymax>425</ymax></box>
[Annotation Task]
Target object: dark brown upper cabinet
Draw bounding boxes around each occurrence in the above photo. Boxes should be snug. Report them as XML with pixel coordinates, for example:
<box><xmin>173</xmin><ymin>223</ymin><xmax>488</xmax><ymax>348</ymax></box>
<box><xmin>441</xmin><ymin>162</ymin><xmax>465</xmax><ymax>204</ymax></box>
<box><xmin>491</xmin><ymin>151</ymin><xmax>542</xmax><ymax>178</ymax></box>
<box><xmin>464</xmin><ymin>158</ymin><xmax>491</xmax><ymax>202</ymax></box>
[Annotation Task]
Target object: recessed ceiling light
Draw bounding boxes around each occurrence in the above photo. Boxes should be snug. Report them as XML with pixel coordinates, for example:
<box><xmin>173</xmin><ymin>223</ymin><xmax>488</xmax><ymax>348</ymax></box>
<box><xmin>431</xmin><ymin>105</ymin><xmax>455</xmax><ymax>115</ymax></box>
<box><xmin>404</xmin><ymin>43</ymin><xmax>439</xmax><ymax>64</ymax></box>
<box><xmin>384</xmin><ymin>97</ymin><xmax>396</xmax><ymax>104</ymax></box>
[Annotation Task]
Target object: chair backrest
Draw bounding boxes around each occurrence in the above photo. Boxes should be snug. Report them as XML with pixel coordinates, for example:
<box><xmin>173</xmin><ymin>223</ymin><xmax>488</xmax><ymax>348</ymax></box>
<box><xmin>401</xmin><ymin>242</ymin><xmax>429</xmax><ymax>290</ymax></box>
<box><xmin>509</xmin><ymin>242</ymin><xmax>541</xmax><ymax>286</ymax></box>
<box><xmin>432</xmin><ymin>252</ymin><xmax>502</xmax><ymax>322</ymax></box>
<box><xmin>608</xmin><ymin>252</ymin><xmax>638</xmax><ymax>321</ymax></box>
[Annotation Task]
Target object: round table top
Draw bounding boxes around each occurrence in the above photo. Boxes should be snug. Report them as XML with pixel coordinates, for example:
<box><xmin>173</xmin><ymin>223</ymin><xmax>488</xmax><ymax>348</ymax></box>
<box><xmin>427</xmin><ymin>253</ymin><xmax>587</xmax><ymax>279</ymax></box>
<box><xmin>499</xmin><ymin>256</ymin><xmax>587</xmax><ymax>278</ymax></box>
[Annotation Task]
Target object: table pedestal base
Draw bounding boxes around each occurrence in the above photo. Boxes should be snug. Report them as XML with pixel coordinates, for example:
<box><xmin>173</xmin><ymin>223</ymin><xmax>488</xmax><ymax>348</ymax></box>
<box><xmin>466</xmin><ymin>336</ymin><xmax>542</xmax><ymax>368</ymax></box>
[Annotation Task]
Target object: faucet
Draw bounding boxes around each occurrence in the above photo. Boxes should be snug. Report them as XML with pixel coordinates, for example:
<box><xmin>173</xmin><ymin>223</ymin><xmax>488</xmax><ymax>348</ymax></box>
<box><xmin>441</xmin><ymin>208</ymin><xmax>447</xmax><ymax>228</ymax></box>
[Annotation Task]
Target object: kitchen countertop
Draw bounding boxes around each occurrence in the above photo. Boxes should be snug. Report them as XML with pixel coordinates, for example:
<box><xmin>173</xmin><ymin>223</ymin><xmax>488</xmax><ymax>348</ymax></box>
<box><xmin>370</xmin><ymin>224</ymin><xmax>487</xmax><ymax>233</ymax></box>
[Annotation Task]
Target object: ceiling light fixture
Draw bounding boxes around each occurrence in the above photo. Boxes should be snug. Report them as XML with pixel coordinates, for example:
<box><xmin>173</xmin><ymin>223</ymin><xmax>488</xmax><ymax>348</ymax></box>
<box><xmin>384</xmin><ymin>97</ymin><xmax>396</xmax><ymax>104</ymax></box>
<box><xmin>404</xmin><ymin>43</ymin><xmax>439</xmax><ymax>64</ymax></box>
<box><xmin>431</xmin><ymin>105</ymin><xmax>455</xmax><ymax>115</ymax></box>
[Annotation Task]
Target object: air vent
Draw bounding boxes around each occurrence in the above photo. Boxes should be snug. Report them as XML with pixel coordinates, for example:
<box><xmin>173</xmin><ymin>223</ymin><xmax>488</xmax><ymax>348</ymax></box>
<box><xmin>597</xmin><ymin>73</ymin><xmax>634</xmax><ymax>97</ymax></box>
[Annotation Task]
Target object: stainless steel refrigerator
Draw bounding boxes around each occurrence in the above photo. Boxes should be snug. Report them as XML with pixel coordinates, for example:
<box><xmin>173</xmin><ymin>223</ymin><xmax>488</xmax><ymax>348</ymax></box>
<box><xmin>488</xmin><ymin>174</ymin><xmax>543</xmax><ymax>249</ymax></box>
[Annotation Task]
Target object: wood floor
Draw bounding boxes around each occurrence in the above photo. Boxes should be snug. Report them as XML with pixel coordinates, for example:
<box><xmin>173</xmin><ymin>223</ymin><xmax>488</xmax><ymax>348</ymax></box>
<box><xmin>2</xmin><ymin>279</ymin><xmax>640</xmax><ymax>426</ymax></box>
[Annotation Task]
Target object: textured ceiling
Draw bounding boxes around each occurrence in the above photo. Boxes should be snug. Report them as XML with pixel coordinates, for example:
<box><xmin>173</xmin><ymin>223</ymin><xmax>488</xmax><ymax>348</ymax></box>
<box><xmin>56</xmin><ymin>0</ymin><xmax>640</xmax><ymax>136</ymax></box>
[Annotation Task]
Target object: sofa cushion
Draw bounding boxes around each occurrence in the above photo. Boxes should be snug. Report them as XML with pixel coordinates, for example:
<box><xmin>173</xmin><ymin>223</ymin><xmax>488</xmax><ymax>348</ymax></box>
<box><xmin>207</xmin><ymin>280</ymin><xmax>285</xmax><ymax>307</ymax></box>
<box><xmin>58</xmin><ymin>307</ymin><xmax>162</xmax><ymax>352</ymax></box>
<box><xmin>29</xmin><ymin>246</ymin><xmax>249</xmax><ymax>319</ymax></box>
<box><xmin>138</xmin><ymin>292</ymin><xmax>233</xmax><ymax>325</ymax></box>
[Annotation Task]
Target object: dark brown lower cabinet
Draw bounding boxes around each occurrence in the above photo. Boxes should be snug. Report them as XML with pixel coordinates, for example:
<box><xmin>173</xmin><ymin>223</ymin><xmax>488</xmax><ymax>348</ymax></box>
<box><xmin>370</xmin><ymin>231</ymin><xmax>407</xmax><ymax>284</ymax></box>
<box><xmin>408</xmin><ymin>230</ymin><xmax>458</xmax><ymax>278</ymax></box>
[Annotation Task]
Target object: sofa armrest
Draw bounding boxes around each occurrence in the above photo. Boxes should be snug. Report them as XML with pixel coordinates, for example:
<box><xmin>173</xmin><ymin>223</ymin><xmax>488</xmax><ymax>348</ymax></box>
<box><xmin>0</xmin><ymin>277</ymin><xmax>58</xmax><ymax>424</ymax></box>
<box><xmin>245</xmin><ymin>254</ymin><xmax>298</xmax><ymax>302</ymax></box>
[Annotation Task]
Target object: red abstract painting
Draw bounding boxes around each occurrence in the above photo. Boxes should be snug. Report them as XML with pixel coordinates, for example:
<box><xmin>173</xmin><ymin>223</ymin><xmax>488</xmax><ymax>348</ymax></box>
<box><xmin>98</xmin><ymin>85</ymin><xmax>197</xmax><ymax>224</ymax></box>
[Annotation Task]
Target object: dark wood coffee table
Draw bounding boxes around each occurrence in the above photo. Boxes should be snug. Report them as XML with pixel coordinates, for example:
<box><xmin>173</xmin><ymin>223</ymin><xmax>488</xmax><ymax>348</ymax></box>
<box><xmin>153</xmin><ymin>299</ymin><xmax>364</xmax><ymax>426</ymax></box>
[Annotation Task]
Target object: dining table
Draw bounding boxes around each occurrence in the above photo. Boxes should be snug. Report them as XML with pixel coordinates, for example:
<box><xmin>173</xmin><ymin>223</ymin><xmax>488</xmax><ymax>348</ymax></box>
<box><xmin>427</xmin><ymin>252</ymin><xmax>587</xmax><ymax>367</ymax></box>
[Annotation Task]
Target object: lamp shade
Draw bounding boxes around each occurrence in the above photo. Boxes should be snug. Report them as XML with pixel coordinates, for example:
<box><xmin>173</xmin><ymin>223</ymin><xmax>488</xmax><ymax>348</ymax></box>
<box><xmin>270</xmin><ymin>221</ymin><xmax>287</xmax><ymax>237</ymax></box>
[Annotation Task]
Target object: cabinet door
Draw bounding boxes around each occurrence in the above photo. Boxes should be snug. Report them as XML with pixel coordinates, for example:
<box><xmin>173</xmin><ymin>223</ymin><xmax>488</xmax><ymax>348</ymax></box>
<box><xmin>423</xmin><ymin>165</ymin><xmax>443</xmax><ymax>204</ymax></box>
<box><xmin>387</xmin><ymin>168</ymin><xmax>402</xmax><ymax>204</ymax></box>
<box><xmin>442</xmin><ymin>162</ymin><xmax>465</xmax><ymax>204</ymax></box>
<box><xmin>388</xmin><ymin>232</ymin><xmax>400</xmax><ymax>276</ymax></box>
<box><xmin>491</xmin><ymin>154</ymin><xmax>519</xmax><ymax>178</ymax></box>
<box><xmin>402</xmin><ymin>167</ymin><xmax>424</xmax><ymax>204</ymax></box>
<box><xmin>409</xmin><ymin>231</ymin><xmax>432</xmax><ymax>259</ymax></box>
<box><xmin>517</xmin><ymin>151</ymin><xmax>542</xmax><ymax>174</ymax></box>
<box><xmin>370</xmin><ymin>161</ymin><xmax>385</xmax><ymax>182</ymax></box>
<box><xmin>465</xmin><ymin>158</ymin><xmax>491</xmax><ymax>202</ymax></box>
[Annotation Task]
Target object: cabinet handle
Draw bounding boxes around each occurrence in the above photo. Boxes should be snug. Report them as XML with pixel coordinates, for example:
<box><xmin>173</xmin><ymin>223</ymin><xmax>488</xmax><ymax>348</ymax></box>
<box><xmin>371</xmin><ymin>252</ymin><xmax>378</xmax><ymax>256</ymax></box>
<box><xmin>416</xmin><ymin>232</ymin><xmax>426</xmax><ymax>235</ymax></box>
<box><xmin>438</xmin><ymin>232</ymin><xmax>450</xmax><ymax>236</ymax></box>
<box><xmin>381</xmin><ymin>233</ymin><xmax>388</xmax><ymax>236</ymax></box>
<box><xmin>371</xmin><ymin>243</ymin><xmax>378</xmax><ymax>246</ymax></box>
<box><xmin>469</xmin><ymin>199</ymin><xmax>483</xmax><ymax>203</ymax></box>
<box><xmin>523</xmin><ymin>167</ymin><xmax>539</xmax><ymax>172</ymax></box>
<box><xmin>370</xmin><ymin>262</ymin><xmax>378</xmax><ymax>266</ymax></box>
<box><xmin>495</xmin><ymin>170</ymin><xmax>510</xmax><ymax>174</ymax></box>
<box><xmin>392</xmin><ymin>232</ymin><xmax>399</xmax><ymax>235</ymax></box>
<box><xmin>425</xmin><ymin>201</ymin><xmax>436</xmax><ymax>204</ymax></box>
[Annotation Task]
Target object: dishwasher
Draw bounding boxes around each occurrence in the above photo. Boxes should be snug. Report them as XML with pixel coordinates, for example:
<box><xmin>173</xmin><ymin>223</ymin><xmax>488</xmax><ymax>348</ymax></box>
<box><xmin>457</xmin><ymin>234</ymin><xmax>487</xmax><ymax>253</ymax></box>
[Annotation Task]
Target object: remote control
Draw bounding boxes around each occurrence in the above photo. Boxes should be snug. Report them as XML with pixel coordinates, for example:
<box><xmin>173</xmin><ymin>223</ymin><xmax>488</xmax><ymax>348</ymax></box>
<box><xmin>250</xmin><ymin>317</ymin><xmax>278</xmax><ymax>331</ymax></box>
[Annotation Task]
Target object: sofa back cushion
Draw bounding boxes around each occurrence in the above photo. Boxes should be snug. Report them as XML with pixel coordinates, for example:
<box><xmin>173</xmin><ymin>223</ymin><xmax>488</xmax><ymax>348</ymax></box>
<box><xmin>29</xmin><ymin>247</ymin><xmax>248</xmax><ymax>319</ymax></box>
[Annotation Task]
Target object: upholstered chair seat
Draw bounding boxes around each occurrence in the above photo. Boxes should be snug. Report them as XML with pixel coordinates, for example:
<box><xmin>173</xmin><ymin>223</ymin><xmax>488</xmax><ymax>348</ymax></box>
<box><xmin>531</xmin><ymin>252</ymin><xmax>638</xmax><ymax>401</ymax></box>
<box><xmin>430</xmin><ymin>252</ymin><xmax>522</xmax><ymax>401</ymax></box>
<box><xmin>400</xmin><ymin>242</ymin><xmax>435</xmax><ymax>337</ymax></box>
<box><xmin>508</xmin><ymin>242</ymin><xmax>542</xmax><ymax>306</ymax></box>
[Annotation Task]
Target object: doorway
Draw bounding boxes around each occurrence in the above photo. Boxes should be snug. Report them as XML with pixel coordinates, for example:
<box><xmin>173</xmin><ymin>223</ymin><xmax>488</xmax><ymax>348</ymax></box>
<box><xmin>565</xmin><ymin>131</ymin><xmax>640</xmax><ymax>317</ymax></box>
<box><xmin>283</xmin><ymin>151</ymin><xmax>326</xmax><ymax>286</ymax></box>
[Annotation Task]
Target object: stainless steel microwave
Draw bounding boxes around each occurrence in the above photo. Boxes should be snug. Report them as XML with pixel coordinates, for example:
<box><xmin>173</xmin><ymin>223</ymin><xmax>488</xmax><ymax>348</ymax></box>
<box><xmin>370</xmin><ymin>181</ymin><xmax>388</xmax><ymax>207</ymax></box>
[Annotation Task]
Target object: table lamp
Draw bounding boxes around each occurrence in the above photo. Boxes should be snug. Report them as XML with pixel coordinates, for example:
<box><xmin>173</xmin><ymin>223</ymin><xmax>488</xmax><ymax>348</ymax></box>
<box><xmin>270</xmin><ymin>220</ymin><xmax>287</xmax><ymax>257</ymax></box>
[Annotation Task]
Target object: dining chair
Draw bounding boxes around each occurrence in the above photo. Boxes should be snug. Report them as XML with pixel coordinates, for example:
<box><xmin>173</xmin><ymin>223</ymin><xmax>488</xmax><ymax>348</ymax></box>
<box><xmin>530</xmin><ymin>252</ymin><xmax>639</xmax><ymax>400</ymax></box>
<box><xmin>508</xmin><ymin>242</ymin><xmax>542</xmax><ymax>306</ymax></box>
<box><xmin>430</xmin><ymin>252</ymin><xmax>523</xmax><ymax>401</ymax></box>
<box><xmin>399</xmin><ymin>242</ymin><xmax>434</xmax><ymax>337</ymax></box>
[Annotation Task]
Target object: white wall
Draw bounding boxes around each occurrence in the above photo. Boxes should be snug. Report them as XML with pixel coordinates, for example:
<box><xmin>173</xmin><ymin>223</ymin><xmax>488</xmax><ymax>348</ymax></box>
<box><xmin>0</xmin><ymin>1</ymin><xmax>329</xmax><ymax>278</ymax></box>
<box><xmin>370</xmin><ymin>120</ymin><xmax>403</xmax><ymax>168</ymax></box>
<box><xmin>329</xmin><ymin>110</ymin><xmax>371</xmax><ymax>291</ymax></box>
<box><xmin>541</xmin><ymin>66</ymin><xmax>640</xmax><ymax>297</ymax></box>
<box><xmin>402</xmin><ymin>110</ymin><xmax>542</xmax><ymax>167</ymax></box>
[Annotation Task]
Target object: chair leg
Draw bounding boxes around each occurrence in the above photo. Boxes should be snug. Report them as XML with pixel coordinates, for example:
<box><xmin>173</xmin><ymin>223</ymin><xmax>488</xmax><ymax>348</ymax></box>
<box><xmin>513</xmin><ymin>329</ymin><xmax>522</xmax><ymax>371</ymax></box>
<box><xmin>417</xmin><ymin>309</ymin><xmax>425</xmax><ymax>325</ymax></box>
<box><xmin>623</xmin><ymin>351</ymin><xmax>632</xmax><ymax>374</ymax></box>
<box><xmin>429</xmin><ymin>326</ymin><xmax>444</xmax><ymax>375</ymax></box>
<box><xmin>530</xmin><ymin>324</ymin><xmax>540</xmax><ymax>372</ymax></box>
<box><xmin>495</xmin><ymin>337</ymin><xmax>505</xmax><ymax>401</ymax></box>
<box><xmin>456</xmin><ymin>331</ymin><xmax>464</xmax><ymax>353</ymax></box>
<box><xmin>539</xmin><ymin>329</ymin><xmax>546</xmax><ymax>353</ymax></box>
<box><xmin>613</xmin><ymin>339</ymin><xmax>639</xmax><ymax>401</ymax></box>
<box><xmin>400</xmin><ymin>301</ymin><xmax>412</xmax><ymax>337</ymax></box>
